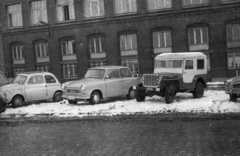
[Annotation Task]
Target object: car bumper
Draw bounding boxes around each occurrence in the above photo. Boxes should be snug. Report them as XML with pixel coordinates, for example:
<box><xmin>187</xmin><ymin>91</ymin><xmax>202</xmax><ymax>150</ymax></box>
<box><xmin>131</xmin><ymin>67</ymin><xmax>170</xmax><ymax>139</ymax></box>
<box><xmin>133</xmin><ymin>86</ymin><xmax>160</xmax><ymax>92</ymax></box>
<box><xmin>62</xmin><ymin>93</ymin><xmax>90</xmax><ymax>101</ymax></box>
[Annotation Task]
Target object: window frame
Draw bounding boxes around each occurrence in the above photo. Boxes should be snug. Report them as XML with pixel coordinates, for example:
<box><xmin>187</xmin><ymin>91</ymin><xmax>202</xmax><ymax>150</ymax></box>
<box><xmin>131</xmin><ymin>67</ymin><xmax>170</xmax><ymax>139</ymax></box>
<box><xmin>226</xmin><ymin>23</ymin><xmax>240</xmax><ymax>48</ymax></box>
<box><xmin>88</xmin><ymin>35</ymin><xmax>104</xmax><ymax>54</ymax></box>
<box><xmin>114</xmin><ymin>0</ymin><xmax>138</xmax><ymax>16</ymax></box>
<box><xmin>182</xmin><ymin>0</ymin><xmax>210</xmax><ymax>8</ymax></box>
<box><xmin>63</xmin><ymin>63</ymin><xmax>78</xmax><ymax>79</ymax></box>
<box><xmin>30</xmin><ymin>0</ymin><xmax>48</xmax><ymax>25</ymax></box>
<box><xmin>34</xmin><ymin>40</ymin><xmax>49</xmax><ymax>58</ymax></box>
<box><xmin>147</xmin><ymin>0</ymin><xmax>172</xmax><ymax>12</ymax></box>
<box><xmin>84</xmin><ymin>0</ymin><xmax>105</xmax><ymax>19</ymax></box>
<box><xmin>56</xmin><ymin>0</ymin><xmax>75</xmax><ymax>22</ymax></box>
<box><xmin>36</xmin><ymin>65</ymin><xmax>50</xmax><ymax>72</ymax></box>
<box><xmin>7</xmin><ymin>3</ymin><xmax>23</xmax><ymax>28</ymax></box>
<box><xmin>121</xmin><ymin>58</ymin><xmax>139</xmax><ymax>76</ymax></box>
<box><xmin>12</xmin><ymin>44</ymin><xmax>24</xmax><ymax>60</ymax></box>
<box><xmin>120</xmin><ymin>33</ymin><xmax>138</xmax><ymax>51</ymax></box>
<box><xmin>60</xmin><ymin>37</ymin><xmax>76</xmax><ymax>56</ymax></box>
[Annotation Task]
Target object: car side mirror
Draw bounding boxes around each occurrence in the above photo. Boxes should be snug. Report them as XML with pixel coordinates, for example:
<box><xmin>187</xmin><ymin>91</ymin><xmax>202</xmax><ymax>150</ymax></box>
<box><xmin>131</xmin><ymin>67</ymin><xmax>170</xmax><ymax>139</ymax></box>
<box><xmin>105</xmin><ymin>75</ymin><xmax>109</xmax><ymax>79</ymax></box>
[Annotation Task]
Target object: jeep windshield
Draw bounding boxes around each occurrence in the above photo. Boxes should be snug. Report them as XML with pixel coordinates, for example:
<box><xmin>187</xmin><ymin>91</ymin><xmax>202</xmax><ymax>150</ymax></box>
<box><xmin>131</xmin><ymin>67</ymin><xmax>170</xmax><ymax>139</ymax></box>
<box><xmin>155</xmin><ymin>60</ymin><xmax>183</xmax><ymax>69</ymax></box>
<box><xmin>84</xmin><ymin>69</ymin><xmax>105</xmax><ymax>79</ymax></box>
<box><xmin>13</xmin><ymin>75</ymin><xmax>27</xmax><ymax>85</ymax></box>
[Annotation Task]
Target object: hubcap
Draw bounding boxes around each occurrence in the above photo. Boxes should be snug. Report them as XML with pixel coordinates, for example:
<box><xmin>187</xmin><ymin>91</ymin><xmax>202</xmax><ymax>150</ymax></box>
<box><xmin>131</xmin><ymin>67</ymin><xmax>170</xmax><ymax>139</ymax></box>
<box><xmin>93</xmin><ymin>94</ymin><xmax>99</xmax><ymax>102</ymax></box>
<box><xmin>130</xmin><ymin>90</ymin><xmax>135</xmax><ymax>98</ymax></box>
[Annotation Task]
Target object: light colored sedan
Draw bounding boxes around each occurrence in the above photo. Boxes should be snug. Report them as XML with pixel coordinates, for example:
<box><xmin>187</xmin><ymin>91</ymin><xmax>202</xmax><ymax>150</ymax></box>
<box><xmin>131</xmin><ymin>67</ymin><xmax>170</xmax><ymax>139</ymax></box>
<box><xmin>62</xmin><ymin>66</ymin><xmax>141</xmax><ymax>104</ymax></box>
<box><xmin>0</xmin><ymin>72</ymin><xmax>63</xmax><ymax>107</ymax></box>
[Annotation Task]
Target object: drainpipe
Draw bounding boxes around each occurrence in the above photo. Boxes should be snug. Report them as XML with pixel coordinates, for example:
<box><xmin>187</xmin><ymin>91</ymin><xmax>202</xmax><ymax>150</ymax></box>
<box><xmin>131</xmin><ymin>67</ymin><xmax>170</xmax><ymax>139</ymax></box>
<box><xmin>0</xmin><ymin>23</ymin><xmax>4</xmax><ymax>72</ymax></box>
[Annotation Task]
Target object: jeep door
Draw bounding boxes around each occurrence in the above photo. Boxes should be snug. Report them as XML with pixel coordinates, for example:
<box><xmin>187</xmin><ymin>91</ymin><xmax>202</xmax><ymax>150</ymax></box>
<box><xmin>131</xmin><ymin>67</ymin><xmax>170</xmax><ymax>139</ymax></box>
<box><xmin>105</xmin><ymin>69</ymin><xmax>123</xmax><ymax>97</ymax></box>
<box><xmin>25</xmin><ymin>75</ymin><xmax>47</xmax><ymax>101</ymax></box>
<box><xmin>183</xmin><ymin>59</ymin><xmax>195</xmax><ymax>83</ymax></box>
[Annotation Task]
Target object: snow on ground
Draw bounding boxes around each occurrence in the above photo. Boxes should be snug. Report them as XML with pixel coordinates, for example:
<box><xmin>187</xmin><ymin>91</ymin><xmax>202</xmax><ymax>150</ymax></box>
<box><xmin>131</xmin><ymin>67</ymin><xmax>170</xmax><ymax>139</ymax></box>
<box><xmin>1</xmin><ymin>89</ymin><xmax>240</xmax><ymax>118</ymax></box>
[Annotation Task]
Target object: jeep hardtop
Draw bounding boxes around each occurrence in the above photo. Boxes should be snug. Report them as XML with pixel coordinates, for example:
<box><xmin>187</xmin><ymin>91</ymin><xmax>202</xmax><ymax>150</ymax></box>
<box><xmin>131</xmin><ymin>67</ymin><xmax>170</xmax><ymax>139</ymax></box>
<box><xmin>133</xmin><ymin>52</ymin><xmax>207</xmax><ymax>103</ymax></box>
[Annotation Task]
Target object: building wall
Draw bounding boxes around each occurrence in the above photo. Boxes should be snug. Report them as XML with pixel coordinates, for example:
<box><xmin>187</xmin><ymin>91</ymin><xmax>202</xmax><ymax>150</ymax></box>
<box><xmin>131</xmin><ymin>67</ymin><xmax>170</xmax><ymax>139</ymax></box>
<box><xmin>0</xmin><ymin>0</ymin><xmax>240</xmax><ymax>82</ymax></box>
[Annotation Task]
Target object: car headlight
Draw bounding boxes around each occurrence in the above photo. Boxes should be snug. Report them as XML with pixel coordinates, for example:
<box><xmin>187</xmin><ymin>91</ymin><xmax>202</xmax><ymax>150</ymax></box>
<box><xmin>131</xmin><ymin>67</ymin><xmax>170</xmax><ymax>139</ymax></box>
<box><xmin>80</xmin><ymin>85</ymin><xmax>86</xmax><ymax>91</ymax></box>
<box><xmin>62</xmin><ymin>84</ymin><xmax>66</xmax><ymax>90</ymax></box>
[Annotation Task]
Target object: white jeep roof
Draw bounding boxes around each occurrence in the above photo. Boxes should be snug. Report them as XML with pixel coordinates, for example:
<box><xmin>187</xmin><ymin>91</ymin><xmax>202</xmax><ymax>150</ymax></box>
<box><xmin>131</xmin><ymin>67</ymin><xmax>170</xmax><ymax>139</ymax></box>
<box><xmin>155</xmin><ymin>52</ymin><xmax>206</xmax><ymax>60</ymax></box>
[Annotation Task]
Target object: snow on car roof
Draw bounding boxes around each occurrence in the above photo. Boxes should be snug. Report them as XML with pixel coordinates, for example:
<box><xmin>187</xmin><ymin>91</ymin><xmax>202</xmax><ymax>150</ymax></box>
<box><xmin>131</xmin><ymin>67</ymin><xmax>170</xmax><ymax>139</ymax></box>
<box><xmin>18</xmin><ymin>71</ymin><xmax>53</xmax><ymax>75</ymax></box>
<box><xmin>155</xmin><ymin>52</ymin><xmax>206</xmax><ymax>60</ymax></box>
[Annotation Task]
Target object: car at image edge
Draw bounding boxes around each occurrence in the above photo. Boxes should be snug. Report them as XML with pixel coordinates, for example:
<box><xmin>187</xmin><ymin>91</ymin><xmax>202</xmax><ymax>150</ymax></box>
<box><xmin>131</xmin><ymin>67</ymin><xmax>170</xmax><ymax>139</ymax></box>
<box><xmin>62</xmin><ymin>66</ymin><xmax>142</xmax><ymax>104</ymax></box>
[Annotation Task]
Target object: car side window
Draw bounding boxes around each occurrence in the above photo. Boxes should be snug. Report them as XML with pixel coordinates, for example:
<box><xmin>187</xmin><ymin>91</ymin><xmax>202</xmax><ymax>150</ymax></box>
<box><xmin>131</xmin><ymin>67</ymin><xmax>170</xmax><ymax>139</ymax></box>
<box><xmin>106</xmin><ymin>69</ymin><xmax>120</xmax><ymax>79</ymax></box>
<box><xmin>45</xmin><ymin>75</ymin><xmax>56</xmax><ymax>83</ymax></box>
<box><xmin>120</xmin><ymin>68</ymin><xmax>132</xmax><ymax>78</ymax></box>
<box><xmin>28</xmin><ymin>76</ymin><xmax>44</xmax><ymax>84</ymax></box>
<box><xmin>185</xmin><ymin>60</ymin><xmax>194</xmax><ymax>70</ymax></box>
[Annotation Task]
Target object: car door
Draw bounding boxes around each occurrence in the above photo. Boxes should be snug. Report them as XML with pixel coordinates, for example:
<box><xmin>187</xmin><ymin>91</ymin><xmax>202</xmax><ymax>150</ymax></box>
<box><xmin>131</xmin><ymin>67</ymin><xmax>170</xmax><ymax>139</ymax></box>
<box><xmin>25</xmin><ymin>75</ymin><xmax>47</xmax><ymax>101</ymax></box>
<box><xmin>120</xmin><ymin>68</ymin><xmax>135</xmax><ymax>94</ymax></box>
<box><xmin>183</xmin><ymin>59</ymin><xmax>195</xmax><ymax>83</ymax></box>
<box><xmin>105</xmin><ymin>69</ymin><xmax>123</xmax><ymax>97</ymax></box>
<box><xmin>44</xmin><ymin>75</ymin><xmax>60</xmax><ymax>99</ymax></box>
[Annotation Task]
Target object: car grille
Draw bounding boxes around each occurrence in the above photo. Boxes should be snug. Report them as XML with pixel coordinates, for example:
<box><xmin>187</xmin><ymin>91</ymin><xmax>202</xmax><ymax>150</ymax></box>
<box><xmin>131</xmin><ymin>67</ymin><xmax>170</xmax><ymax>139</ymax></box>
<box><xmin>67</xmin><ymin>89</ymin><xmax>81</xmax><ymax>94</ymax></box>
<box><xmin>143</xmin><ymin>74</ymin><xmax>159</xmax><ymax>87</ymax></box>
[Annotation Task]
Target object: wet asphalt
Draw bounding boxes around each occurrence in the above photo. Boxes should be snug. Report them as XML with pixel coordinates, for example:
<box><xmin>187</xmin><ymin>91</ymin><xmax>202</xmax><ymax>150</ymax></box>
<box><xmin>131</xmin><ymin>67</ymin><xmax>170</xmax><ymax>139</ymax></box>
<box><xmin>0</xmin><ymin>114</ymin><xmax>240</xmax><ymax>156</ymax></box>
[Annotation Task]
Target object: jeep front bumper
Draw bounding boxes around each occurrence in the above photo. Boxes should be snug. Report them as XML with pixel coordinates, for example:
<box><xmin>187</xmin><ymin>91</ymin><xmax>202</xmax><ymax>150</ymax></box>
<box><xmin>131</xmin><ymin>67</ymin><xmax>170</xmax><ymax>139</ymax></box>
<box><xmin>133</xmin><ymin>86</ymin><xmax>160</xmax><ymax>92</ymax></box>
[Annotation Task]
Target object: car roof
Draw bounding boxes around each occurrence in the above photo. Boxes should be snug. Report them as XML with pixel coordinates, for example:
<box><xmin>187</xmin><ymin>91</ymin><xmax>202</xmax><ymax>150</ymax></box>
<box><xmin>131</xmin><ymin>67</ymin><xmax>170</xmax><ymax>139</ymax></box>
<box><xmin>155</xmin><ymin>52</ymin><xmax>206</xmax><ymax>60</ymax></box>
<box><xmin>89</xmin><ymin>66</ymin><xmax>128</xmax><ymax>70</ymax></box>
<box><xmin>18</xmin><ymin>71</ymin><xmax>54</xmax><ymax>76</ymax></box>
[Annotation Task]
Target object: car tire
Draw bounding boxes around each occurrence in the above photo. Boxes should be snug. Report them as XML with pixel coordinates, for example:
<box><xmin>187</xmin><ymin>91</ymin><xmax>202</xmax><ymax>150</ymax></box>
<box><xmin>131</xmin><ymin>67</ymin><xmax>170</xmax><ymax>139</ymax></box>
<box><xmin>136</xmin><ymin>90</ymin><xmax>145</xmax><ymax>102</ymax></box>
<box><xmin>68</xmin><ymin>100</ymin><xmax>78</xmax><ymax>104</ymax></box>
<box><xmin>193</xmin><ymin>81</ymin><xmax>204</xmax><ymax>98</ymax></box>
<box><xmin>90</xmin><ymin>91</ymin><xmax>100</xmax><ymax>105</ymax></box>
<box><xmin>230</xmin><ymin>94</ymin><xmax>238</xmax><ymax>102</ymax></box>
<box><xmin>12</xmin><ymin>96</ymin><xmax>24</xmax><ymax>108</ymax></box>
<box><xmin>165</xmin><ymin>85</ymin><xmax>175</xmax><ymax>104</ymax></box>
<box><xmin>126</xmin><ymin>88</ymin><xmax>135</xmax><ymax>100</ymax></box>
<box><xmin>53</xmin><ymin>92</ymin><xmax>62</xmax><ymax>102</ymax></box>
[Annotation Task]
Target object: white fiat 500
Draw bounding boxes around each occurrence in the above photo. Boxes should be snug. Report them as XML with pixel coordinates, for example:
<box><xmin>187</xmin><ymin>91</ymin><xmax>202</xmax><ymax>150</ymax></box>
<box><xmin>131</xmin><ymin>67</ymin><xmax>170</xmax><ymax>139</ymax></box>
<box><xmin>62</xmin><ymin>66</ymin><xmax>141</xmax><ymax>104</ymax></box>
<box><xmin>0</xmin><ymin>72</ymin><xmax>63</xmax><ymax>107</ymax></box>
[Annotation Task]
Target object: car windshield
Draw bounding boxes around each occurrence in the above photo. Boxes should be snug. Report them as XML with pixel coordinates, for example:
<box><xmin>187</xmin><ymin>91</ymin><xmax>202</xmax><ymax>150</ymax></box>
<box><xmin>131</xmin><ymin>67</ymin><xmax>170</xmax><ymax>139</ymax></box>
<box><xmin>13</xmin><ymin>75</ymin><xmax>28</xmax><ymax>85</ymax></box>
<box><xmin>155</xmin><ymin>60</ymin><xmax>183</xmax><ymax>69</ymax></box>
<box><xmin>84</xmin><ymin>69</ymin><xmax>105</xmax><ymax>79</ymax></box>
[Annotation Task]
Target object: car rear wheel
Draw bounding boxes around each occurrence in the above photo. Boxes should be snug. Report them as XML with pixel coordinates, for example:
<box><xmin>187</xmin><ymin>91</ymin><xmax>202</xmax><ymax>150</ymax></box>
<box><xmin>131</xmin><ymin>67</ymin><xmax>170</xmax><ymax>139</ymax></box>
<box><xmin>136</xmin><ymin>90</ymin><xmax>145</xmax><ymax>102</ymax></box>
<box><xmin>165</xmin><ymin>85</ymin><xmax>175</xmax><ymax>104</ymax></box>
<box><xmin>90</xmin><ymin>91</ymin><xmax>100</xmax><ymax>105</ymax></box>
<box><xmin>193</xmin><ymin>82</ymin><xmax>204</xmax><ymax>98</ymax></box>
<box><xmin>12</xmin><ymin>96</ymin><xmax>24</xmax><ymax>108</ymax></box>
<box><xmin>230</xmin><ymin>94</ymin><xmax>238</xmax><ymax>102</ymax></box>
<box><xmin>53</xmin><ymin>92</ymin><xmax>62</xmax><ymax>102</ymax></box>
<box><xmin>127</xmin><ymin>88</ymin><xmax>135</xmax><ymax>100</ymax></box>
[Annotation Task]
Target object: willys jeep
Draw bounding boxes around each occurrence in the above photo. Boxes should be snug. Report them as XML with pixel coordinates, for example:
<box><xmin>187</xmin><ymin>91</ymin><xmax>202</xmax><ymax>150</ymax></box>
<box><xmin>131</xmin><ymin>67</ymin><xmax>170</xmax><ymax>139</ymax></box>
<box><xmin>133</xmin><ymin>52</ymin><xmax>208</xmax><ymax>104</ymax></box>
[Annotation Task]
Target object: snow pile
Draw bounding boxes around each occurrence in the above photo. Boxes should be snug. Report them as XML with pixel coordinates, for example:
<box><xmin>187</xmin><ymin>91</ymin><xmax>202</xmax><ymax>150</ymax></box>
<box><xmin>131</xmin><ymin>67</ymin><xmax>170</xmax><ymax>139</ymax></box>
<box><xmin>1</xmin><ymin>89</ymin><xmax>240</xmax><ymax>118</ymax></box>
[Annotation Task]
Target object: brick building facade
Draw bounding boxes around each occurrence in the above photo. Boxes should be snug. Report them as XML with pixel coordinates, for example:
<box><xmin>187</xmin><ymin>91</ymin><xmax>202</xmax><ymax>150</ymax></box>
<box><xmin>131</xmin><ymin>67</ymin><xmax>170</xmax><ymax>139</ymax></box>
<box><xmin>0</xmin><ymin>0</ymin><xmax>240</xmax><ymax>82</ymax></box>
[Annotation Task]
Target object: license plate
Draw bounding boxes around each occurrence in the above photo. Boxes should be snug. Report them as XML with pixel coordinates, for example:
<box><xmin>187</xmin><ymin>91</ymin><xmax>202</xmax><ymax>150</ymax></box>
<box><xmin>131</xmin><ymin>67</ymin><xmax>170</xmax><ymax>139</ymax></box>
<box><xmin>68</xmin><ymin>96</ymin><xmax>75</xmax><ymax>100</ymax></box>
<box><xmin>146</xmin><ymin>88</ymin><xmax>153</xmax><ymax>91</ymax></box>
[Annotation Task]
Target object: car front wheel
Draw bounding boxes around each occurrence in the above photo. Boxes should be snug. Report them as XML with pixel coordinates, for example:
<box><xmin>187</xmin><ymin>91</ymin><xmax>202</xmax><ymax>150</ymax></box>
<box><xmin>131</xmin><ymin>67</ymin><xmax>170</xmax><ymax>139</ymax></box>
<box><xmin>193</xmin><ymin>82</ymin><xmax>204</xmax><ymax>98</ymax></box>
<box><xmin>53</xmin><ymin>92</ymin><xmax>62</xmax><ymax>102</ymax></box>
<box><xmin>127</xmin><ymin>88</ymin><xmax>135</xmax><ymax>100</ymax></box>
<box><xmin>90</xmin><ymin>91</ymin><xmax>100</xmax><ymax>105</ymax></box>
<box><xmin>12</xmin><ymin>96</ymin><xmax>24</xmax><ymax>108</ymax></box>
<box><xmin>165</xmin><ymin>85</ymin><xmax>175</xmax><ymax>104</ymax></box>
<box><xmin>230</xmin><ymin>94</ymin><xmax>238</xmax><ymax>102</ymax></box>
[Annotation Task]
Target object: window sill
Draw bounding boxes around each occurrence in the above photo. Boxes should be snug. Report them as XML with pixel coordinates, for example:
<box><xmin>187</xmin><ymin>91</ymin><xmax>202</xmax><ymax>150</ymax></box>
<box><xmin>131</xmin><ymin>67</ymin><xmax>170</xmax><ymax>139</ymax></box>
<box><xmin>84</xmin><ymin>16</ymin><xmax>106</xmax><ymax>21</ymax></box>
<box><xmin>147</xmin><ymin>8</ymin><xmax>172</xmax><ymax>13</ymax></box>
<box><xmin>7</xmin><ymin>27</ymin><xmax>24</xmax><ymax>31</ymax></box>
<box><xmin>183</xmin><ymin>4</ymin><xmax>210</xmax><ymax>9</ymax></box>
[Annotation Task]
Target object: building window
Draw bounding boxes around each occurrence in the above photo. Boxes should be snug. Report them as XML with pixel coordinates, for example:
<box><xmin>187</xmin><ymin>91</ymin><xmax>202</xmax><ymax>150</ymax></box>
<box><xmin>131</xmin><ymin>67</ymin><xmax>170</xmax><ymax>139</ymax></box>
<box><xmin>153</xmin><ymin>30</ymin><xmax>172</xmax><ymax>53</ymax></box>
<box><xmin>227</xmin><ymin>24</ymin><xmax>240</xmax><ymax>48</ymax></box>
<box><xmin>35</xmin><ymin>42</ymin><xmax>49</xmax><ymax>58</ymax></box>
<box><xmin>12</xmin><ymin>45</ymin><xmax>24</xmax><ymax>60</ymax></box>
<box><xmin>228</xmin><ymin>53</ymin><xmax>240</xmax><ymax>69</ymax></box>
<box><xmin>13</xmin><ymin>67</ymin><xmax>25</xmax><ymax>77</ymax></box>
<box><xmin>120</xmin><ymin>34</ymin><xmax>138</xmax><ymax>51</ymax></box>
<box><xmin>89</xmin><ymin>36</ymin><xmax>104</xmax><ymax>53</ymax></box>
<box><xmin>90</xmin><ymin>61</ymin><xmax>106</xmax><ymax>67</ymax></box>
<box><xmin>61</xmin><ymin>40</ymin><xmax>76</xmax><ymax>56</ymax></box>
<box><xmin>7</xmin><ymin>4</ymin><xmax>23</xmax><ymax>28</ymax></box>
<box><xmin>188</xmin><ymin>26</ymin><xmax>209</xmax><ymax>51</ymax></box>
<box><xmin>31</xmin><ymin>0</ymin><xmax>47</xmax><ymax>25</ymax></box>
<box><xmin>63</xmin><ymin>64</ymin><xmax>78</xmax><ymax>78</ymax></box>
<box><xmin>37</xmin><ymin>65</ymin><xmax>50</xmax><ymax>72</ymax></box>
<box><xmin>56</xmin><ymin>0</ymin><xmax>75</xmax><ymax>22</ymax></box>
<box><xmin>147</xmin><ymin>0</ymin><xmax>172</xmax><ymax>11</ymax></box>
<box><xmin>121</xmin><ymin>58</ymin><xmax>139</xmax><ymax>75</ymax></box>
<box><xmin>115</xmin><ymin>0</ymin><xmax>137</xmax><ymax>15</ymax></box>
<box><xmin>221</xmin><ymin>0</ymin><xmax>240</xmax><ymax>4</ymax></box>
<box><xmin>182</xmin><ymin>0</ymin><xmax>210</xmax><ymax>7</ymax></box>
<box><xmin>85</xmin><ymin>0</ymin><xmax>105</xmax><ymax>18</ymax></box>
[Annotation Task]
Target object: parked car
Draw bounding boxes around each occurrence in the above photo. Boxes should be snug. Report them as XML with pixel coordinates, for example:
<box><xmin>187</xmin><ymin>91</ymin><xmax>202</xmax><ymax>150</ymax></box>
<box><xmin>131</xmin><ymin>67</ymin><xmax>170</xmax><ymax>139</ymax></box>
<box><xmin>62</xmin><ymin>66</ymin><xmax>142</xmax><ymax>104</ymax></box>
<box><xmin>133</xmin><ymin>52</ymin><xmax>207</xmax><ymax>104</ymax></box>
<box><xmin>0</xmin><ymin>71</ymin><xmax>63</xmax><ymax>108</ymax></box>
<box><xmin>0</xmin><ymin>71</ymin><xmax>9</xmax><ymax>87</ymax></box>
<box><xmin>224</xmin><ymin>76</ymin><xmax>240</xmax><ymax>102</ymax></box>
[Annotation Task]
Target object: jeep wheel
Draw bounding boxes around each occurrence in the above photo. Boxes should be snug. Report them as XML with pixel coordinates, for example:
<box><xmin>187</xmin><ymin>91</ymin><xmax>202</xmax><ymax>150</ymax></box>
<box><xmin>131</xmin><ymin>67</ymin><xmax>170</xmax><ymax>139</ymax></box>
<box><xmin>127</xmin><ymin>88</ymin><xmax>135</xmax><ymax>100</ymax></box>
<box><xmin>193</xmin><ymin>82</ymin><xmax>204</xmax><ymax>98</ymax></box>
<box><xmin>230</xmin><ymin>94</ymin><xmax>238</xmax><ymax>102</ymax></box>
<box><xmin>90</xmin><ymin>91</ymin><xmax>100</xmax><ymax>105</ymax></box>
<box><xmin>12</xmin><ymin>96</ymin><xmax>24</xmax><ymax>108</ymax></box>
<box><xmin>165</xmin><ymin>85</ymin><xmax>175</xmax><ymax>104</ymax></box>
<box><xmin>136</xmin><ymin>90</ymin><xmax>145</xmax><ymax>102</ymax></box>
